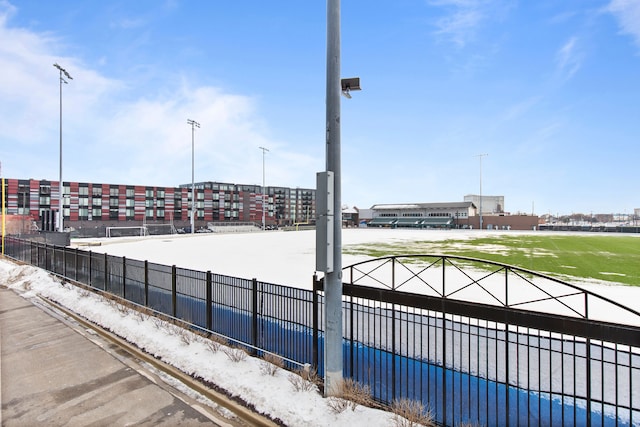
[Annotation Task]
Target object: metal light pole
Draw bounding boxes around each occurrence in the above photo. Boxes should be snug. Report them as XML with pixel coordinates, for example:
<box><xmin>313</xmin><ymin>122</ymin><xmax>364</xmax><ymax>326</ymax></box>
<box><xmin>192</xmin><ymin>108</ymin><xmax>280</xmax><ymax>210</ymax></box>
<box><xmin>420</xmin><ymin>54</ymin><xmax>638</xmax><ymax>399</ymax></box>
<box><xmin>259</xmin><ymin>146</ymin><xmax>269</xmax><ymax>230</ymax></box>
<box><xmin>475</xmin><ymin>153</ymin><xmax>487</xmax><ymax>230</ymax></box>
<box><xmin>54</xmin><ymin>63</ymin><xmax>72</xmax><ymax>232</ymax></box>
<box><xmin>323</xmin><ymin>0</ymin><xmax>343</xmax><ymax>395</ymax></box>
<box><xmin>187</xmin><ymin>119</ymin><xmax>200</xmax><ymax>234</ymax></box>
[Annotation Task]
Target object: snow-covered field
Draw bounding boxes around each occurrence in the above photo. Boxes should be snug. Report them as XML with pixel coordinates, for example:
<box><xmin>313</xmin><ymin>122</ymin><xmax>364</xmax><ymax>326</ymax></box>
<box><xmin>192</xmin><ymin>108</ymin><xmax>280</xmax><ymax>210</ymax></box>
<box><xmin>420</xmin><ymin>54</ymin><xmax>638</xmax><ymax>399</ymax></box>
<box><xmin>3</xmin><ymin>228</ymin><xmax>639</xmax><ymax>425</ymax></box>
<box><xmin>76</xmin><ymin>228</ymin><xmax>640</xmax><ymax>320</ymax></box>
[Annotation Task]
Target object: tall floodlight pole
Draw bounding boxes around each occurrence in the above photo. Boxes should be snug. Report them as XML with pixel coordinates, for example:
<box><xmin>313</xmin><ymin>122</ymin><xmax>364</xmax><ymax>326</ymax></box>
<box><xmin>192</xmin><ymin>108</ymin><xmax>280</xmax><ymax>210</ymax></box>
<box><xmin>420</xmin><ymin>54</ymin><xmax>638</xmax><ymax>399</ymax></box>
<box><xmin>187</xmin><ymin>119</ymin><xmax>200</xmax><ymax>234</ymax></box>
<box><xmin>323</xmin><ymin>0</ymin><xmax>342</xmax><ymax>396</ymax></box>
<box><xmin>475</xmin><ymin>153</ymin><xmax>488</xmax><ymax>230</ymax></box>
<box><xmin>1</xmin><ymin>162</ymin><xmax>5</xmax><ymax>255</ymax></box>
<box><xmin>259</xmin><ymin>146</ymin><xmax>269</xmax><ymax>230</ymax></box>
<box><xmin>54</xmin><ymin>63</ymin><xmax>72</xmax><ymax>232</ymax></box>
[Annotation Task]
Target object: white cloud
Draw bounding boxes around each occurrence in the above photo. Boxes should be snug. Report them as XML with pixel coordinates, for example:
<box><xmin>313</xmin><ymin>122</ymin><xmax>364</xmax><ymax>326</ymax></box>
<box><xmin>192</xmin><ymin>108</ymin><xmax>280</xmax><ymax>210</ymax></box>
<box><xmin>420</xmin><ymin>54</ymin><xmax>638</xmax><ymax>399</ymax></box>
<box><xmin>430</xmin><ymin>0</ymin><xmax>484</xmax><ymax>47</ymax></box>
<box><xmin>607</xmin><ymin>0</ymin><xmax>640</xmax><ymax>50</ymax></box>
<box><xmin>556</xmin><ymin>36</ymin><xmax>583</xmax><ymax>81</ymax></box>
<box><xmin>428</xmin><ymin>0</ymin><xmax>510</xmax><ymax>48</ymax></box>
<box><xmin>0</xmin><ymin>3</ymin><xmax>318</xmax><ymax>189</ymax></box>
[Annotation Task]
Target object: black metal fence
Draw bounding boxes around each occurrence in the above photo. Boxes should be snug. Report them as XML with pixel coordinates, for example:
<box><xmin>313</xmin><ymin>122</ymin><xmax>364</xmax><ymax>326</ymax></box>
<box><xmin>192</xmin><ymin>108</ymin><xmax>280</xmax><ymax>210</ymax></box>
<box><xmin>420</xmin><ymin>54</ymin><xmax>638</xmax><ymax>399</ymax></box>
<box><xmin>334</xmin><ymin>255</ymin><xmax>640</xmax><ymax>427</ymax></box>
<box><xmin>2</xmin><ymin>237</ymin><xmax>319</xmax><ymax>372</ymax></box>
<box><xmin>3</xmin><ymin>236</ymin><xmax>640</xmax><ymax>427</ymax></box>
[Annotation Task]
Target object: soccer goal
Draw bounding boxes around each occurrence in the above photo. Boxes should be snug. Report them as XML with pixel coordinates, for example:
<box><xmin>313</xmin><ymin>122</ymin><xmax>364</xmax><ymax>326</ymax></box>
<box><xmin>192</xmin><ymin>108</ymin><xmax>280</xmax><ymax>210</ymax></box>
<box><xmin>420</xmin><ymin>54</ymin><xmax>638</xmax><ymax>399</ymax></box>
<box><xmin>105</xmin><ymin>226</ymin><xmax>149</xmax><ymax>238</ymax></box>
<box><xmin>144</xmin><ymin>223</ymin><xmax>178</xmax><ymax>236</ymax></box>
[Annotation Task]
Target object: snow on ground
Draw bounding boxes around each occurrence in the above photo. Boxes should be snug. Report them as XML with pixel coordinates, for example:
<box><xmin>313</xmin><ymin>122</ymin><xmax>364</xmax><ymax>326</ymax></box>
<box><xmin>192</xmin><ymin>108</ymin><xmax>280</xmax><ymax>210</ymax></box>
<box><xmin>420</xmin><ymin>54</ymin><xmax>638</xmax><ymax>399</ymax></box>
<box><xmin>2</xmin><ymin>229</ymin><xmax>640</xmax><ymax>424</ymax></box>
<box><xmin>76</xmin><ymin>228</ymin><xmax>640</xmax><ymax>317</ymax></box>
<box><xmin>0</xmin><ymin>259</ymin><xmax>396</xmax><ymax>427</ymax></box>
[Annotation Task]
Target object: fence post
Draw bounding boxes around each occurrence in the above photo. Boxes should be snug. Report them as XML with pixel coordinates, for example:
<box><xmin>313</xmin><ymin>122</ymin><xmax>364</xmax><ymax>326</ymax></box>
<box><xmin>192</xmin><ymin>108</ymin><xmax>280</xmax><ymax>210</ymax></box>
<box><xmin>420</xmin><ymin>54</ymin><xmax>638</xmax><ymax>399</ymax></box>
<box><xmin>104</xmin><ymin>252</ymin><xmax>108</xmax><ymax>292</ymax></box>
<box><xmin>312</xmin><ymin>274</ymin><xmax>319</xmax><ymax>370</ymax></box>
<box><xmin>251</xmin><ymin>278</ymin><xmax>259</xmax><ymax>355</ymax></box>
<box><xmin>171</xmin><ymin>265</ymin><xmax>177</xmax><ymax>318</ymax></box>
<box><xmin>505</xmin><ymin>268</ymin><xmax>510</xmax><ymax>427</ymax></box>
<box><xmin>441</xmin><ymin>257</ymin><xmax>447</xmax><ymax>427</ymax></box>
<box><xmin>144</xmin><ymin>260</ymin><xmax>149</xmax><ymax>307</ymax></box>
<box><xmin>206</xmin><ymin>270</ymin><xmax>212</xmax><ymax>331</ymax></box>
<box><xmin>585</xmin><ymin>295</ymin><xmax>592</xmax><ymax>427</ymax></box>
<box><xmin>349</xmin><ymin>293</ymin><xmax>354</xmax><ymax>379</ymax></box>
<box><xmin>122</xmin><ymin>256</ymin><xmax>127</xmax><ymax>299</ymax></box>
<box><xmin>75</xmin><ymin>247</ymin><xmax>79</xmax><ymax>281</ymax></box>
<box><xmin>88</xmin><ymin>250</ymin><xmax>92</xmax><ymax>287</ymax></box>
<box><xmin>391</xmin><ymin>258</ymin><xmax>396</xmax><ymax>401</ymax></box>
<box><xmin>63</xmin><ymin>245</ymin><xmax>67</xmax><ymax>277</ymax></box>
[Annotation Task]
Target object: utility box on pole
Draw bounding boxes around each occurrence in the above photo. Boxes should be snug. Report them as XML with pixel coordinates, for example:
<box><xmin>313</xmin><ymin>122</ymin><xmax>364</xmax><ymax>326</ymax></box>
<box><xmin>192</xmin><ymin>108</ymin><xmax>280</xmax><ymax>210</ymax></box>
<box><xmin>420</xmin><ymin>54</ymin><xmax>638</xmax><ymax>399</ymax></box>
<box><xmin>315</xmin><ymin>171</ymin><xmax>334</xmax><ymax>273</ymax></box>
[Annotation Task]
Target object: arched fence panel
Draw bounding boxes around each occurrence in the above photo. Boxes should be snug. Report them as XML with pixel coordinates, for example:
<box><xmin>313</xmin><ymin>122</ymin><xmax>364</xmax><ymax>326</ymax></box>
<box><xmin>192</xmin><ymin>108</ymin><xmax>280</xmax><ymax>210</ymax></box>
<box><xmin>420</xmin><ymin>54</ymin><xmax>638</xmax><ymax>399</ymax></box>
<box><xmin>329</xmin><ymin>255</ymin><xmax>640</xmax><ymax>427</ymax></box>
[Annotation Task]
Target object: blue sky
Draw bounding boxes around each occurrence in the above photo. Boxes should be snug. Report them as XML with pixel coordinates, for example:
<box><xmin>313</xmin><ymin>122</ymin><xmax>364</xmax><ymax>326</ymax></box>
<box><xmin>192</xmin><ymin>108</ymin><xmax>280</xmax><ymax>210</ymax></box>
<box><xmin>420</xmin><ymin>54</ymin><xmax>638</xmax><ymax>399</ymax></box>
<box><xmin>1</xmin><ymin>0</ymin><xmax>639</xmax><ymax>216</ymax></box>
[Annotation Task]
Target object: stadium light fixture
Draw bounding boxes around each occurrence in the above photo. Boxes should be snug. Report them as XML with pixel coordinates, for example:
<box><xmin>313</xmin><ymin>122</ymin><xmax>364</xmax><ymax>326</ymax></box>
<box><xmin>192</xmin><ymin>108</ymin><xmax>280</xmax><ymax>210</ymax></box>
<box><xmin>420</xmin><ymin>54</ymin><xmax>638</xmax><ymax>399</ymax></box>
<box><xmin>53</xmin><ymin>63</ymin><xmax>72</xmax><ymax>233</ymax></box>
<box><xmin>259</xmin><ymin>146</ymin><xmax>269</xmax><ymax>230</ymax></box>
<box><xmin>187</xmin><ymin>119</ymin><xmax>200</xmax><ymax>234</ymax></box>
<box><xmin>475</xmin><ymin>153</ymin><xmax>488</xmax><ymax>230</ymax></box>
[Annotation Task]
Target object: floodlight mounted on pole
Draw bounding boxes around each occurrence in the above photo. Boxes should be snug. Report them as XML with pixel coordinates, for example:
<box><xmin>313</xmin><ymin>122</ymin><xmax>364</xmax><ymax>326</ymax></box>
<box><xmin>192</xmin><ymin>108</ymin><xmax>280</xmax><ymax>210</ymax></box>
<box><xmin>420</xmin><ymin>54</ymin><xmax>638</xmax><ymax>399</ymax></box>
<box><xmin>259</xmin><ymin>146</ymin><xmax>269</xmax><ymax>230</ymax></box>
<box><xmin>475</xmin><ymin>153</ymin><xmax>488</xmax><ymax>230</ymax></box>
<box><xmin>187</xmin><ymin>119</ymin><xmax>200</xmax><ymax>234</ymax></box>
<box><xmin>54</xmin><ymin>63</ymin><xmax>72</xmax><ymax>233</ymax></box>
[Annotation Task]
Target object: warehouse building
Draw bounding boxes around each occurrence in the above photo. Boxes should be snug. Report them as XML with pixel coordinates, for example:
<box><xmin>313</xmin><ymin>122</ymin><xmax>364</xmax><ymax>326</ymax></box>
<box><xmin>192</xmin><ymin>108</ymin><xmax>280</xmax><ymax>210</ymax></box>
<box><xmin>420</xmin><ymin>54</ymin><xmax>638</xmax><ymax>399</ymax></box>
<box><xmin>368</xmin><ymin>202</ymin><xmax>476</xmax><ymax>228</ymax></box>
<box><xmin>367</xmin><ymin>198</ymin><xmax>539</xmax><ymax>230</ymax></box>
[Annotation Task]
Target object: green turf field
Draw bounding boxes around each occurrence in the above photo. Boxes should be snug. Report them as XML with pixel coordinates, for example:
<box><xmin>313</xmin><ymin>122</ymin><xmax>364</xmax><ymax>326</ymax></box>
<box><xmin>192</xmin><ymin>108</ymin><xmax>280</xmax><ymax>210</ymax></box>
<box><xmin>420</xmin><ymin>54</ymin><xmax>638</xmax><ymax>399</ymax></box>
<box><xmin>343</xmin><ymin>234</ymin><xmax>640</xmax><ymax>286</ymax></box>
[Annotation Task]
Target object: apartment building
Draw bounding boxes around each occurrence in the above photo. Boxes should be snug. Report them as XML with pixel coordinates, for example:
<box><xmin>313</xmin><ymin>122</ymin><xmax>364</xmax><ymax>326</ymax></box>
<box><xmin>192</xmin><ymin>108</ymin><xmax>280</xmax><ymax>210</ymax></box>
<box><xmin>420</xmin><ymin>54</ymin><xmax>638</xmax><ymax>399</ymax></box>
<box><xmin>2</xmin><ymin>178</ymin><xmax>316</xmax><ymax>233</ymax></box>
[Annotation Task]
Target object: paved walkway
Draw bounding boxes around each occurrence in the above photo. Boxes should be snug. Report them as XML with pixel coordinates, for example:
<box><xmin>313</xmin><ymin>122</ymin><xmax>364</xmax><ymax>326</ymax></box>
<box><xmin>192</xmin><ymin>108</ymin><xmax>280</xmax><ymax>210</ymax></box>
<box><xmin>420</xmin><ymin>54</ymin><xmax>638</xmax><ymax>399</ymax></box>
<box><xmin>0</xmin><ymin>287</ymin><xmax>245</xmax><ymax>427</ymax></box>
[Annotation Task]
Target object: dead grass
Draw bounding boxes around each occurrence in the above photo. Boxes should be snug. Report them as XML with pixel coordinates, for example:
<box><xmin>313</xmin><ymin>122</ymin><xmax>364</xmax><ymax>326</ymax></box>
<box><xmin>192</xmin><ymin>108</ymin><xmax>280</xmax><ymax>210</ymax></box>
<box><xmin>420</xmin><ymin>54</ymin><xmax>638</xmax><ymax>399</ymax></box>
<box><xmin>390</xmin><ymin>398</ymin><xmax>434</xmax><ymax>427</ymax></box>
<box><xmin>288</xmin><ymin>365</ymin><xmax>320</xmax><ymax>392</ymax></box>
<box><xmin>204</xmin><ymin>334</ymin><xmax>227</xmax><ymax>353</ymax></box>
<box><xmin>259</xmin><ymin>352</ymin><xmax>285</xmax><ymax>376</ymax></box>
<box><xmin>326</xmin><ymin>378</ymin><xmax>374</xmax><ymax>413</ymax></box>
<box><xmin>222</xmin><ymin>346</ymin><xmax>248</xmax><ymax>362</ymax></box>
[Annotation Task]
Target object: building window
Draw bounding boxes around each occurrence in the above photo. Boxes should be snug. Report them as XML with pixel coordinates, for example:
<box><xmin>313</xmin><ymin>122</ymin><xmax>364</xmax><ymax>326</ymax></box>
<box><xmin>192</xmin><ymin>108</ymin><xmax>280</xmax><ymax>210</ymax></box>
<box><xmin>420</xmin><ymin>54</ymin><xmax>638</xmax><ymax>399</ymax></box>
<box><xmin>197</xmin><ymin>191</ymin><xmax>204</xmax><ymax>200</ymax></box>
<box><xmin>110</xmin><ymin>187</ymin><xmax>119</xmax><ymax>197</ymax></box>
<box><xmin>78</xmin><ymin>207</ymin><xmax>89</xmax><ymax>218</ymax></box>
<box><xmin>93</xmin><ymin>198</ymin><xmax>102</xmax><ymax>207</ymax></box>
<box><xmin>109</xmin><ymin>198</ymin><xmax>119</xmax><ymax>207</ymax></box>
<box><xmin>78</xmin><ymin>186</ymin><xmax>89</xmax><ymax>196</ymax></box>
<box><xmin>157</xmin><ymin>190</ymin><xmax>165</xmax><ymax>198</ymax></box>
<box><xmin>157</xmin><ymin>199</ymin><xmax>165</xmax><ymax>208</ymax></box>
<box><xmin>125</xmin><ymin>199</ymin><xmax>134</xmax><ymax>207</ymax></box>
<box><xmin>78</xmin><ymin>197</ymin><xmax>89</xmax><ymax>206</ymax></box>
<box><xmin>109</xmin><ymin>208</ymin><xmax>119</xmax><ymax>219</ymax></box>
<box><xmin>145</xmin><ymin>199</ymin><xmax>153</xmax><ymax>208</ymax></box>
<box><xmin>92</xmin><ymin>208</ymin><xmax>102</xmax><ymax>218</ymax></box>
<box><xmin>126</xmin><ymin>188</ymin><xmax>135</xmax><ymax>197</ymax></box>
<box><xmin>157</xmin><ymin>209</ymin><xmax>165</xmax><ymax>218</ymax></box>
<box><xmin>125</xmin><ymin>208</ymin><xmax>134</xmax><ymax>218</ymax></box>
<box><xmin>146</xmin><ymin>208</ymin><xmax>154</xmax><ymax>218</ymax></box>
<box><xmin>145</xmin><ymin>189</ymin><xmax>154</xmax><ymax>198</ymax></box>
<box><xmin>92</xmin><ymin>187</ymin><xmax>102</xmax><ymax>197</ymax></box>
<box><xmin>39</xmin><ymin>196</ymin><xmax>51</xmax><ymax>205</ymax></box>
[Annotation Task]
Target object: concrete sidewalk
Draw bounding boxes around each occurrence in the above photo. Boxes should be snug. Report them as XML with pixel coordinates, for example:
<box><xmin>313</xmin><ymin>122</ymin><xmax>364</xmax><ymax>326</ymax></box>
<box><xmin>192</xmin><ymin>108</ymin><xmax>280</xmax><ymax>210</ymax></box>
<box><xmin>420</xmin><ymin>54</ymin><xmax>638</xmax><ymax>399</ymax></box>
<box><xmin>0</xmin><ymin>287</ymin><xmax>241</xmax><ymax>426</ymax></box>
